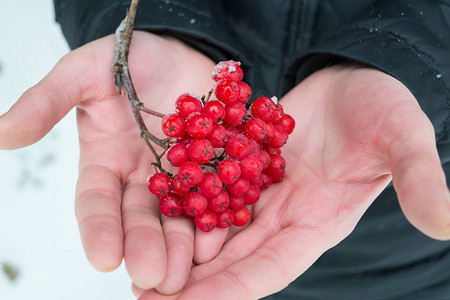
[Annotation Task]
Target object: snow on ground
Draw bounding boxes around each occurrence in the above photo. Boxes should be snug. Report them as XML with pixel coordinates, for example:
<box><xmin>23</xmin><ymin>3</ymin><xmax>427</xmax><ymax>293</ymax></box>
<box><xmin>0</xmin><ymin>1</ymin><xmax>134</xmax><ymax>299</ymax></box>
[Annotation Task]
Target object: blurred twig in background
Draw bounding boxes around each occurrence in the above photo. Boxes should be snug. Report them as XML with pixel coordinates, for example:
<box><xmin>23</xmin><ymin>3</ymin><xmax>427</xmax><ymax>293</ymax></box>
<box><xmin>2</xmin><ymin>262</ymin><xmax>19</xmax><ymax>283</ymax></box>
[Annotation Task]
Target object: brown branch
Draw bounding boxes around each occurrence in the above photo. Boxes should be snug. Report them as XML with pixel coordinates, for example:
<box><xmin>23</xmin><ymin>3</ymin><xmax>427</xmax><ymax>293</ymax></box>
<box><xmin>139</xmin><ymin>104</ymin><xmax>167</xmax><ymax>118</ymax></box>
<box><xmin>112</xmin><ymin>0</ymin><xmax>171</xmax><ymax>174</ymax></box>
<box><xmin>206</xmin><ymin>88</ymin><xmax>214</xmax><ymax>102</ymax></box>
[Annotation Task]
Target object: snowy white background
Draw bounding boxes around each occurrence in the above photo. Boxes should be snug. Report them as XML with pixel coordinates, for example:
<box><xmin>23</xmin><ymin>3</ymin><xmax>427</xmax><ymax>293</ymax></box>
<box><xmin>0</xmin><ymin>1</ymin><xmax>134</xmax><ymax>299</ymax></box>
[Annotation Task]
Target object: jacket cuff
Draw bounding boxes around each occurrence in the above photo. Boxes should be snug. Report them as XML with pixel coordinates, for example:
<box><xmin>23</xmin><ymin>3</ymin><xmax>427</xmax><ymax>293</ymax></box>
<box><xmin>291</xmin><ymin>26</ymin><xmax>449</xmax><ymax>141</ymax></box>
<box><xmin>55</xmin><ymin>0</ymin><xmax>249</xmax><ymax>67</ymax></box>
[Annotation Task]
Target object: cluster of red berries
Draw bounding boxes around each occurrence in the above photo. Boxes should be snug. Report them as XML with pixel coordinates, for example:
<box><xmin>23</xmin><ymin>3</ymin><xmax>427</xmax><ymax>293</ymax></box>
<box><xmin>147</xmin><ymin>61</ymin><xmax>295</xmax><ymax>232</ymax></box>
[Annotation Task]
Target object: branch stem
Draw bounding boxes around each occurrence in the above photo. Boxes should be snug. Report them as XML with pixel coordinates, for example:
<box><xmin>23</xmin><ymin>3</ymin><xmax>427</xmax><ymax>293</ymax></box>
<box><xmin>112</xmin><ymin>0</ymin><xmax>171</xmax><ymax>174</ymax></box>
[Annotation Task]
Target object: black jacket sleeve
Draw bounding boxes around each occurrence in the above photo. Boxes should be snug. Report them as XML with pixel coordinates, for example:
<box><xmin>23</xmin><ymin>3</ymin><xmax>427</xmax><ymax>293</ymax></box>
<box><xmin>53</xmin><ymin>0</ymin><xmax>248</xmax><ymax>65</ymax></box>
<box><xmin>292</xmin><ymin>0</ymin><xmax>450</xmax><ymax>142</ymax></box>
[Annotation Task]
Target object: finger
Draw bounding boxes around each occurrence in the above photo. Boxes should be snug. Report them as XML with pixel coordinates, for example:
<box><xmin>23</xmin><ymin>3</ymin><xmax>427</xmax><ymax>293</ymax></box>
<box><xmin>387</xmin><ymin>113</ymin><xmax>450</xmax><ymax>240</ymax></box>
<box><xmin>193</xmin><ymin>226</ymin><xmax>229</xmax><ymax>264</ymax></box>
<box><xmin>139</xmin><ymin>289</ymin><xmax>180</xmax><ymax>300</ymax></box>
<box><xmin>138</xmin><ymin>218</ymin><xmax>269</xmax><ymax>300</ymax></box>
<box><xmin>75</xmin><ymin>165</ymin><xmax>124</xmax><ymax>272</ymax></box>
<box><xmin>155</xmin><ymin>215</ymin><xmax>195</xmax><ymax>294</ymax></box>
<box><xmin>180</xmin><ymin>226</ymin><xmax>327</xmax><ymax>300</ymax></box>
<box><xmin>132</xmin><ymin>283</ymin><xmax>146</xmax><ymax>298</ymax></box>
<box><xmin>122</xmin><ymin>183</ymin><xmax>167</xmax><ymax>289</ymax></box>
<box><xmin>189</xmin><ymin>217</ymin><xmax>274</xmax><ymax>283</ymax></box>
<box><xmin>0</xmin><ymin>37</ymin><xmax>115</xmax><ymax>149</ymax></box>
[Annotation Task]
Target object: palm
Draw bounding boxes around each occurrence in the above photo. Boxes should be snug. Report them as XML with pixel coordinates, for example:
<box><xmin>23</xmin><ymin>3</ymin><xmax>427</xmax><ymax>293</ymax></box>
<box><xmin>0</xmin><ymin>31</ymin><xmax>217</xmax><ymax>292</ymax></box>
<box><xmin>253</xmin><ymin>65</ymin><xmax>399</xmax><ymax>239</ymax></box>
<box><xmin>2</xmin><ymin>32</ymin><xmax>447</xmax><ymax>299</ymax></box>
<box><xmin>74</xmin><ymin>32</ymin><xmax>218</xmax><ymax>291</ymax></box>
<box><xmin>139</xmin><ymin>65</ymin><xmax>448</xmax><ymax>300</ymax></box>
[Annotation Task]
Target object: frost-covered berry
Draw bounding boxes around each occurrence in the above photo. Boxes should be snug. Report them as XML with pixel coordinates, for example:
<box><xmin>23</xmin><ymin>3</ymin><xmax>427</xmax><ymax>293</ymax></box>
<box><xmin>211</xmin><ymin>60</ymin><xmax>243</xmax><ymax>82</ymax></box>
<box><xmin>175</xmin><ymin>93</ymin><xmax>203</xmax><ymax>119</ymax></box>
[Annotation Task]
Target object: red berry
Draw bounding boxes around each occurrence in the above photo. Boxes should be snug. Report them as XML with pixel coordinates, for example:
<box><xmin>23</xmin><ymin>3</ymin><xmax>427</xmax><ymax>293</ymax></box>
<box><xmin>279</xmin><ymin>114</ymin><xmax>295</xmax><ymax>134</ymax></box>
<box><xmin>207</xmin><ymin>124</ymin><xmax>228</xmax><ymax>148</ymax></box>
<box><xmin>171</xmin><ymin>175</ymin><xmax>190</xmax><ymax>196</ymax></box>
<box><xmin>250</xmin><ymin>173</ymin><xmax>264</xmax><ymax>187</ymax></box>
<box><xmin>250</xmin><ymin>97</ymin><xmax>276</xmax><ymax>121</ymax></box>
<box><xmin>177</xmin><ymin>161</ymin><xmax>203</xmax><ymax>188</ymax></box>
<box><xmin>215</xmin><ymin>80</ymin><xmax>241</xmax><ymax>104</ymax></box>
<box><xmin>238</xmin><ymin>81</ymin><xmax>252</xmax><ymax>104</ymax></box>
<box><xmin>203</xmin><ymin>100</ymin><xmax>225</xmax><ymax>123</ymax></box>
<box><xmin>183</xmin><ymin>191</ymin><xmax>208</xmax><ymax>217</ymax></box>
<box><xmin>239</xmin><ymin>154</ymin><xmax>264</xmax><ymax>180</ymax></box>
<box><xmin>229</xmin><ymin>195</ymin><xmax>245</xmax><ymax>210</ymax></box>
<box><xmin>147</xmin><ymin>173</ymin><xmax>171</xmax><ymax>197</ymax></box>
<box><xmin>224</xmin><ymin>102</ymin><xmax>247</xmax><ymax>126</ymax></box>
<box><xmin>247</xmin><ymin>139</ymin><xmax>261</xmax><ymax>156</ymax></box>
<box><xmin>261</xmin><ymin>172</ymin><xmax>273</xmax><ymax>190</ymax></box>
<box><xmin>176</xmin><ymin>133</ymin><xmax>193</xmax><ymax>145</ymax></box>
<box><xmin>228</xmin><ymin>177</ymin><xmax>251</xmax><ymax>197</ymax></box>
<box><xmin>166</xmin><ymin>143</ymin><xmax>189</xmax><ymax>167</ymax></box>
<box><xmin>259</xmin><ymin>150</ymin><xmax>271</xmax><ymax>170</ymax></box>
<box><xmin>217</xmin><ymin>208</ymin><xmax>235</xmax><ymax>228</ymax></box>
<box><xmin>271</xmin><ymin>103</ymin><xmax>285</xmax><ymax>124</ymax></box>
<box><xmin>175</xmin><ymin>93</ymin><xmax>203</xmax><ymax>119</ymax></box>
<box><xmin>186</xmin><ymin>112</ymin><xmax>214</xmax><ymax>139</ymax></box>
<box><xmin>264</xmin><ymin>122</ymin><xmax>275</xmax><ymax>142</ymax></box>
<box><xmin>159</xmin><ymin>193</ymin><xmax>183</xmax><ymax>217</ymax></box>
<box><xmin>187</xmin><ymin>139</ymin><xmax>214</xmax><ymax>164</ymax></box>
<box><xmin>267</xmin><ymin>125</ymin><xmax>289</xmax><ymax>148</ymax></box>
<box><xmin>225</xmin><ymin>133</ymin><xmax>251</xmax><ymax>159</ymax></box>
<box><xmin>211</xmin><ymin>60</ymin><xmax>243</xmax><ymax>82</ymax></box>
<box><xmin>224</xmin><ymin>123</ymin><xmax>239</xmax><ymax>137</ymax></box>
<box><xmin>161</xmin><ymin>114</ymin><xmax>186</xmax><ymax>138</ymax></box>
<box><xmin>233</xmin><ymin>206</ymin><xmax>251</xmax><ymax>227</ymax></box>
<box><xmin>194</xmin><ymin>209</ymin><xmax>218</xmax><ymax>232</ymax></box>
<box><xmin>245</xmin><ymin>117</ymin><xmax>267</xmax><ymax>141</ymax></box>
<box><xmin>218</xmin><ymin>159</ymin><xmax>241</xmax><ymax>184</ymax></box>
<box><xmin>266</xmin><ymin>154</ymin><xmax>286</xmax><ymax>178</ymax></box>
<box><xmin>244</xmin><ymin>184</ymin><xmax>261</xmax><ymax>205</ymax></box>
<box><xmin>208</xmin><ymin>189</ymin><xmax>230</xmax><ymax>213</ymax></box>
<box><xmin>270</xmin><ymin>172</ymin><xmax>285</xmax><ymax>183</ymax></box>
<box><xmin>263</xmin><ymin>146</ymin><xmax>281</xmax><ymax>156</ymax></box>
<box><xmin>200</xmin><ymin>172</ymin><xmax>223</xmax><ymax>198</ymax></box>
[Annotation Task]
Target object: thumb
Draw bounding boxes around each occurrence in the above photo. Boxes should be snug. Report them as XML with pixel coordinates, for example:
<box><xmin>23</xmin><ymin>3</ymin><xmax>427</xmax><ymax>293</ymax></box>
<box><xmin>0</xmin><ymin>37</ymin><xmax>115</xmax><ymax>149</ymax></box>
<box><xmin>387</xmin><ymin>110</ymin><xmax>450</xmax><ymax>240</ymax></box>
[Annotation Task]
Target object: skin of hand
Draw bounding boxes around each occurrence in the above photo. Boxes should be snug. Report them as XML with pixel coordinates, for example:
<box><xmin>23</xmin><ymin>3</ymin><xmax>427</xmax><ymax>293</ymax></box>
<box><xmin>134</xmin><ymin>64</ymin><xmax>450</xmax><ymax>300</ymax></box>
<box><xmin>0</xmin><ymin>31</ymin><xmax>234</xmax><ymax>294</ymax></box>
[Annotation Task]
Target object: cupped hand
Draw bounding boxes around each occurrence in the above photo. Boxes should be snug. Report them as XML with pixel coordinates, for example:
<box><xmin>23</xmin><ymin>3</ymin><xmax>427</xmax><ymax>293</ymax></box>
<box><xmin>0</xmin><ymin>31</ymin><xmax>230</xmax><ymax>294</ymax></box>
<box><xmin>137</xmin><ymin>64</ymin><xmax>450</xmax><ymax>299</ymax></box>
